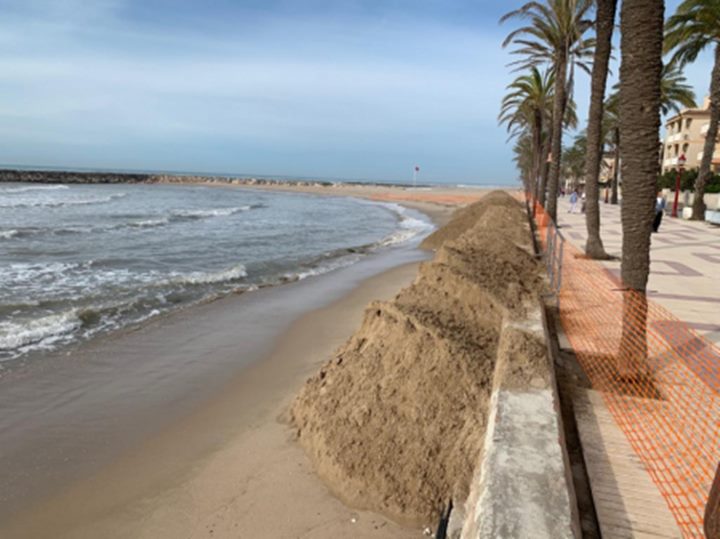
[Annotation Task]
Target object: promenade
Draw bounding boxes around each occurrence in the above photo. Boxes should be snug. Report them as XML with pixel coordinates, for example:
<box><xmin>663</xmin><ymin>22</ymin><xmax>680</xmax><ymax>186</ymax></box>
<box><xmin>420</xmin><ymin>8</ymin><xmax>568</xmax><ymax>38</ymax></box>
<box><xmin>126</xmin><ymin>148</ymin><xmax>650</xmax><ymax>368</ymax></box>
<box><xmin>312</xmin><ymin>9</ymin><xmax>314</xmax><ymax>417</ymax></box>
<box><xmin>556</xmin><ymin>197</ymin><xmax>720</xmax><ymax>345</ymax></box>
<box><xmin>533</xmin><ymin>197</ymin><xmax>720</xmax><ymax>538</ymax></box>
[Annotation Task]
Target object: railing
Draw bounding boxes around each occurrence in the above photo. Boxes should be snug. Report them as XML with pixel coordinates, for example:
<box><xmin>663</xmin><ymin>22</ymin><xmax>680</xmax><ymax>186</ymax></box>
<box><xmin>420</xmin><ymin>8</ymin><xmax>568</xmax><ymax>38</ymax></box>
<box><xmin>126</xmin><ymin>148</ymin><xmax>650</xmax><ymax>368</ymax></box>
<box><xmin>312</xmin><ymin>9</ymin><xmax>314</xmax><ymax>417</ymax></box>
<box><xmin>525</xmin><ymin>193</ymin><xmax>564</xmax><ymax>305</ymax></box>
<box><xmin>527</xmin><ymin>195</ymin><xmax>720</xmax><ymax>538</ymax></box>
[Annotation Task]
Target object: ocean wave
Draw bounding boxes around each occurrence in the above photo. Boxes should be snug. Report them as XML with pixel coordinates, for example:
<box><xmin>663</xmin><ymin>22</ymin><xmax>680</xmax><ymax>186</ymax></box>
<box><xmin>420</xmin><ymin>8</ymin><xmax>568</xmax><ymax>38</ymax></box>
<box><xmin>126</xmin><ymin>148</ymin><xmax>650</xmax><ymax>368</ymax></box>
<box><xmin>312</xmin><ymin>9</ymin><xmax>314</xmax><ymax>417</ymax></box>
<box><xmin>286</xmin><ymin>255</ymin><xmax>362</xmax><ymax>282</ymax></box>
<box><xmin>0</xmin><ymin>300</ymin><xmax>166</xmax><ymax>356</ymax></box>
<box><xmin>0</xmin><ymin>229</ymin><xmax>20</xmax><ymax>239</ymax></box>
<box><xmin>1</xmin><ymin>184</ymin><xmax>69</xmax><ymax>193</ymax></box>
<box><xmin>374</xmin><ymin>202</ymin><xmax>434</xmax><ymax>246</ymax></box>
<box><xmin>1</xmin><ymin>217</ymin><xmax>170</xmax><ymax>239</ymax></box>
<box><xmin>0</xmin><ymin>261</ymin><xmax>87</xmax><ymax>283</ymax></box>
<box><xmin>169</xmin><ymin>205</ymin><xmax>254</xmax><ymax>220</ymax></box>
<box><xmin>0</xmin><ymin>310</ymin><xmax>82</xmax><ymax>351</ymax></box>
<box><xmin>0</xmin><ymin>193</ymin><xmax>127</xmax><ymax>209</ymax></box>
<box><xmin>166</xmin><ymin>263</ymin><xmax>248</xmax><ymax>285</ymax></box>
<box><xmin>129</xmin><ymin>217</ymin><xmax>170</xmax><ymax>228</ymax></box>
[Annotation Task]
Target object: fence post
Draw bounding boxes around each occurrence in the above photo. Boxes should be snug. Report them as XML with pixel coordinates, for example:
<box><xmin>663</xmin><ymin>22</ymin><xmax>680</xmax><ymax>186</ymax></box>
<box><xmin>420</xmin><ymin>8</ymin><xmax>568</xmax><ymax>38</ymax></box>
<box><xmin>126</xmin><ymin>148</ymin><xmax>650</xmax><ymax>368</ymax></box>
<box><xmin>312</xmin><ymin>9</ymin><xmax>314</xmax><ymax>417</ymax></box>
<box><xmin>555</xmin><ymin>238</ymin><xmax>564</xmax><ymax>308</ymax></box>
<box><xmin>707</xmin><ymin>461</ymin><xmax>720</xmax><ymax>539</ymax></box>
<box><xmin>546</xmin><ymin>225</ymin><xmax>555</xmax><ymax>285</ymax></box>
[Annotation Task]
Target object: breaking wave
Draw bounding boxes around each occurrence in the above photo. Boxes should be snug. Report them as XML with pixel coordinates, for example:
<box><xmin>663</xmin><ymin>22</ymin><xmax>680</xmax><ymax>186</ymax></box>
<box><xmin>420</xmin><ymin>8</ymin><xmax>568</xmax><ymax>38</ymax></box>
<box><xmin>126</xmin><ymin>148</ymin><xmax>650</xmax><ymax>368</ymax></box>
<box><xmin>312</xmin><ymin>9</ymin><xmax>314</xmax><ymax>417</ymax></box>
<box><xmin>1</xmin><ymin>184</ymin><xmax>69</xmax><ymax>193</ymax></box>
<box><xmin>0</xmin><ymin>193</ymin><xmax>127</xmax><ymax>208</ymax></box>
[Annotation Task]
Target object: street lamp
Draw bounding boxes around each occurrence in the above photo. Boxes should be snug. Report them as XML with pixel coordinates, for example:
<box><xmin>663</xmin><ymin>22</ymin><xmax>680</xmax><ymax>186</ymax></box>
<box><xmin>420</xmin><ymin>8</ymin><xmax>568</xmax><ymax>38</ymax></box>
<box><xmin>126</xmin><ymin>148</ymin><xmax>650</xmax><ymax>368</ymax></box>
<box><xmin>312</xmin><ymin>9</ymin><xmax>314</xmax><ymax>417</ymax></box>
<box><xmin>671</xmin><ymin>153</ymin><xmax>686</xmax><ymax>218</ymax></box>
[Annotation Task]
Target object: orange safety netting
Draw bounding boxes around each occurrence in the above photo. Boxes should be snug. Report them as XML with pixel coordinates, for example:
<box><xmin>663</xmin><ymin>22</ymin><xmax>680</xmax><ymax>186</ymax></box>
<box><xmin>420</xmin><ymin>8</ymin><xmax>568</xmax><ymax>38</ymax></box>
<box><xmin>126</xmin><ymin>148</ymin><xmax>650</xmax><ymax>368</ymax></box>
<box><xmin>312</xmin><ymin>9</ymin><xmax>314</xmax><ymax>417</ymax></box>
<box><xmin>531</xmin><ymin>198</ymin><xmax>720</xmax><ymax>538</ymax></box>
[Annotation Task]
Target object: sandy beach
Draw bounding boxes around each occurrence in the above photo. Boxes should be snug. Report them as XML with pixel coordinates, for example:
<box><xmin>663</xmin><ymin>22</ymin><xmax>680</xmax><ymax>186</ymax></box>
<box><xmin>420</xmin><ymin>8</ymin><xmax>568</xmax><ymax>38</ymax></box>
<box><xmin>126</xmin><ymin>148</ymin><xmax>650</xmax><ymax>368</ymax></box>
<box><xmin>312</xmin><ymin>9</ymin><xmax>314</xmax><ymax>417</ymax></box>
<box><xmin>0</xmin><ymin>186</ymin><xmax>473</xmax><ymax>538</ymax></box>
<box><xmin>217</xmin><ymin>181</ymin><xmax>492</xmax><ymax>208</ymax></box>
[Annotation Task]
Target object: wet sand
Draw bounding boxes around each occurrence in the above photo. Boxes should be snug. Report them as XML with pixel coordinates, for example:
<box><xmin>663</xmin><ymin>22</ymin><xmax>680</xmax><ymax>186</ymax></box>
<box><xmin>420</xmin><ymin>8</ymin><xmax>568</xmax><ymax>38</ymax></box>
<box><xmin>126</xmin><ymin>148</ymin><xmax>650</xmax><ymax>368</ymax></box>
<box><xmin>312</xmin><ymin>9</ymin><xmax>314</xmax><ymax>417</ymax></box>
<box><xmin>0</xmin><ymin>200</ymin><xmax>457</xmax><ymax>538</ymax></box>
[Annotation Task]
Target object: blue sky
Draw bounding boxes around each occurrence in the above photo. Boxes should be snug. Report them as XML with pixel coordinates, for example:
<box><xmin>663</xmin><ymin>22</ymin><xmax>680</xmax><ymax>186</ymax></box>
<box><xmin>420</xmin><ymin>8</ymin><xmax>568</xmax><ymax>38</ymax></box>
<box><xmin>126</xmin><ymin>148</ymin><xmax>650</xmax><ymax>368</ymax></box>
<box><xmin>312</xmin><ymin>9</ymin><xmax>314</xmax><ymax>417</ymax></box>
<box><xmin>0</xmin><ymin>0</ymin><xmax>714</xmax><ymax>185</ymax></box>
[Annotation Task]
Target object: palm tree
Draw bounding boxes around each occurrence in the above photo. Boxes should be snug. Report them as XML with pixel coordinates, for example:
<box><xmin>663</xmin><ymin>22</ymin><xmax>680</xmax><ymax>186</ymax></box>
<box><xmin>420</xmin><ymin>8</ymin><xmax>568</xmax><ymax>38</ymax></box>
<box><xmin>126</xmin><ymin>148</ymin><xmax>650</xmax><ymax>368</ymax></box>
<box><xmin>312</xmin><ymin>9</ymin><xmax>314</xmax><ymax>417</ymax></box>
<box><xmin>501</xmin><ymin>0</ymin><xmax>594</xmax><ymax>222</ymax></box>
<box><xmin>660</xmin><ymin>60</ymin><xmax>698</xmax><ymax>115</ymax></box>
<box><xmin>511</xmin><ymin>133</ymin><xmax>536</xmax><ymax>187</ymax></box>
<box><xmin>618</xmin><ymin>0</ymin><xmax>664</xmax><ymax>370</ymax></box>
<box><xmin>665</xmin><ymin>0</ymin><xmax>720</xmax><ymax>221</ymax></box>
<box><xmin>603</xmin><ymin>94</ymin><xmax>621</xmax><ymax>204</ymax></box>
<box><xmin>603</xmin><ymin>63</ymin><xmax>695</xmax><ymax>208</ymax></box>
<box><xmin>534</xmin><ymin>104</ymin><xmax>580</xmax><ymax>207</ymax></box>
<box><xmin>562</xmin><ymin>133</ymin><xmax>587</xmax><ymax>189</ymax></box>
<box><xmin>499</xmin><ymin>68</ymin><xmax>578</xmax><ymax>202</ymax></box>
<box><xmin>583</xmin><ymin>0</ymin><xmax>617</xmax><ymax>260</ymax></box>
<box><xmin>499</xmin><ymin>67</ymin><xmax>555</xmax><ymax>199</ymax></box>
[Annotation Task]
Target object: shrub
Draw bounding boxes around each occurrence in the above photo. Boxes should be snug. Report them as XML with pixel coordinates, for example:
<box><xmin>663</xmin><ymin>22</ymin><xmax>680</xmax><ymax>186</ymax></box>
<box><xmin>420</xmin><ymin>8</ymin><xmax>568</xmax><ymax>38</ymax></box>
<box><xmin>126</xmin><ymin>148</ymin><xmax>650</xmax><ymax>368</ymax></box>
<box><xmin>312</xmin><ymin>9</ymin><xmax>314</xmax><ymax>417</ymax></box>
<box><xmin>658</xmin><ymin>168</ymin><xmax>720</xmax><ymax>193</ymax></box>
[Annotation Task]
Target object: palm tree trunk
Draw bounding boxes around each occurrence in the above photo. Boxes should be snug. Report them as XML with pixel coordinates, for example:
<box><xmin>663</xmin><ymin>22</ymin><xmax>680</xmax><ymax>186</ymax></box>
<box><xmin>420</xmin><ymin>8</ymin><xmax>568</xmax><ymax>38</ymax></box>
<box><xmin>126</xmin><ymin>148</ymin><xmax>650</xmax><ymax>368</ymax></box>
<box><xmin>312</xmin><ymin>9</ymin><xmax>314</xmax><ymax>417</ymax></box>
<box><xmin>691</xmin><ymin>44</ymin><xmax>720</xmax><ymax>221</ymax></box>
<box><xmin>706</xmin><ymin>461</ymin><xmax>720</xmax><ymax>539</ymax></box>
<box><xmin>584</xmin><ymin>0</ymin><xmax>617</xmax><ymax>259</ymax></box>
<box><xmin>618</xmin><ymin>0</ymin><xmax>664</xmax><ymax>373</ymax></box>
<box><xmin>538</xmin><ymin>133</ymin><xmax>551</xmax><ymax>206</ymax></box>
<box><xmin>611</xmin><ymin>128</ymin><xmax>620</xmax><ymax>204</ymax></box>
<box><xmin>619</xmin><ymin>0</ymin><xmax>663</xmax><ymax>292</ymax></box>
<box><xmin>531</xmin><ymin>112</ymin><xmax>543</xmax><ymax>199</ymax></box>
<box><xmin>546</xmin><ymin>50</ymin><xmax>568</xmax><ymax>222</ymax></box>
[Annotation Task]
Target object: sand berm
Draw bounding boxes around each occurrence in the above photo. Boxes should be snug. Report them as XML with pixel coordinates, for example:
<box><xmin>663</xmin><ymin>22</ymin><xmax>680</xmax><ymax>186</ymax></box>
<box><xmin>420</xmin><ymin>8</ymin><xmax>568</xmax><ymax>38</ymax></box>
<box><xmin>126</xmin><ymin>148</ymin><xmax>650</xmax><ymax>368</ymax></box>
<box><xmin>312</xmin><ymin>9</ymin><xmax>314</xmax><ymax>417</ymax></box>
<box><xmin>291</xmin><ymin>190</ymin><xmax>547</xmax><ymax>528</ymax></box>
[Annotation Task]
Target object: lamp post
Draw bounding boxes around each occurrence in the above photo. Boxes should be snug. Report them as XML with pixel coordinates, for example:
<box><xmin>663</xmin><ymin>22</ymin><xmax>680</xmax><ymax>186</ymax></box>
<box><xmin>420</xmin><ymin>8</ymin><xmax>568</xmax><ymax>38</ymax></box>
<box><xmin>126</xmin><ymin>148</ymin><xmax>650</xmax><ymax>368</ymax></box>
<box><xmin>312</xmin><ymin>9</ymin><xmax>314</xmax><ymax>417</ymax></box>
<box><xmin>671</xmin><ymin>153</ymin><xmax>686</xmax><ymax>218</ymax></box>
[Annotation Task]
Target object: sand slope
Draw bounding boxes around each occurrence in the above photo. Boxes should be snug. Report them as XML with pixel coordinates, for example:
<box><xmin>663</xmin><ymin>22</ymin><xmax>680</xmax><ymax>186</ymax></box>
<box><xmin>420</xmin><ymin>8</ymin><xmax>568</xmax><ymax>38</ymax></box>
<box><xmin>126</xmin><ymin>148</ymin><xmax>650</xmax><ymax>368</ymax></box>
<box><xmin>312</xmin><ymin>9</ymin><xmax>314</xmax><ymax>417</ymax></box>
<box><xmin>292</xmin><ymin>191</ymin><xmax>544</xmax><ymax>527</ymax></box>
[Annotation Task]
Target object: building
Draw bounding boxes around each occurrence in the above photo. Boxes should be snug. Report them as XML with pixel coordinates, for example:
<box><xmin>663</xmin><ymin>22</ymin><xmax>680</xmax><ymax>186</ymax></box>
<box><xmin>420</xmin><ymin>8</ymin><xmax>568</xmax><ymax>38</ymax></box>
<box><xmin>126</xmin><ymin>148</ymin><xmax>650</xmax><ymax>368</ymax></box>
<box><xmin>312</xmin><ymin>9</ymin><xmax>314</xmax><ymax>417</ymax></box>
<box><xmin>662</xmin><ymin>97</ymin><xmax>720</xmax><ymax>173</ymax></box>
<box><xmin>600</xmin><ymin>151</ymin><xmax>617</xmax><ymax>185</ymax></box>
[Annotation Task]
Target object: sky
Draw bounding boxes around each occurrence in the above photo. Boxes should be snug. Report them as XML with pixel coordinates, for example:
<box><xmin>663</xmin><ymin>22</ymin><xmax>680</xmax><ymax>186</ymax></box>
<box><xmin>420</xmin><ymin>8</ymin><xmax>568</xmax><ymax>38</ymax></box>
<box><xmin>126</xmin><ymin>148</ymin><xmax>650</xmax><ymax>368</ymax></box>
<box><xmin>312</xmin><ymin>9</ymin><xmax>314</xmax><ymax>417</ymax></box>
<box><xmin>0</xmin><ymin>0</ymin><xmax>714</xmax><ymax>185</ymax></box>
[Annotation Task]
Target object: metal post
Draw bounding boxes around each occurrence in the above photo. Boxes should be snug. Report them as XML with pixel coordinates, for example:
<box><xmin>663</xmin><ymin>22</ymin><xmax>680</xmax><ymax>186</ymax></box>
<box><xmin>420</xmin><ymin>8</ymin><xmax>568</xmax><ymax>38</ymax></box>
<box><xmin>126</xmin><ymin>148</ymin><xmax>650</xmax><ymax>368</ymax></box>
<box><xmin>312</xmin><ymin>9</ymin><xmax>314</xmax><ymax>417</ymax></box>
<box><xmin>672</xmin><ymin>155</ymin><xmax>686</xmax><ymax>218</ymax></box>
<box><xmin>556</xmin><ymin>237</ymin><xmax>564</xmax><ymax>307</ymax></box>
<box><xmin>672</xmin><ymin>168</ymin><xmax>681</xmax><ymax>218</ymax></box>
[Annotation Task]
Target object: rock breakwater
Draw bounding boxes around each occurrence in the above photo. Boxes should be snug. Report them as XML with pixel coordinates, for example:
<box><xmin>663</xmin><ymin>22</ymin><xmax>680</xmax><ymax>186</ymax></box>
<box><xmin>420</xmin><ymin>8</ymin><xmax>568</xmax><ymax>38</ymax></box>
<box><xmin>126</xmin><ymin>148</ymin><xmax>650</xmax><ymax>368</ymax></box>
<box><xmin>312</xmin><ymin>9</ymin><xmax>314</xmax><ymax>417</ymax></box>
<box><xmin>0</xmin><ymin>168</ymin><xmax>412</xmax><ymax>189</ymax></box>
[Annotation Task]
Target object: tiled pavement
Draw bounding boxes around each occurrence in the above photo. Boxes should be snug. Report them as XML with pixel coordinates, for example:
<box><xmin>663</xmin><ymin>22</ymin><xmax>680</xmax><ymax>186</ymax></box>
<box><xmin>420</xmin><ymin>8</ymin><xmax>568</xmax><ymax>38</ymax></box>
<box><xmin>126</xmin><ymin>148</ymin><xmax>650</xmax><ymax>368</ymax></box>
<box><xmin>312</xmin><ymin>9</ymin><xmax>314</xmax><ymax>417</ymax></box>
<box><xmin>555</xmin><ymin>200</ymin><xmax>720</xmax><ymax>537</ymax></box>
<box><xmin>555</xmin><ymin>197</ymin><xmax>720</xmax><ymax>345</ymax></box>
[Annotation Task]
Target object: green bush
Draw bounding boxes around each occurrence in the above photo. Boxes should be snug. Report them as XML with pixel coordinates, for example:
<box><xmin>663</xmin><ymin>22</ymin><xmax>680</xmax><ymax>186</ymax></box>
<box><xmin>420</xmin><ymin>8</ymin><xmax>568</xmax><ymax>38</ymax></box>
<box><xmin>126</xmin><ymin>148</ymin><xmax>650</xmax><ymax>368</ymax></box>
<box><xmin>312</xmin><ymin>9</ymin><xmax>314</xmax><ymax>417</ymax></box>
<box><xmin>658</xmin><ymin>168</ymin><xmax>720</xmax><ymax>193</ymax></box>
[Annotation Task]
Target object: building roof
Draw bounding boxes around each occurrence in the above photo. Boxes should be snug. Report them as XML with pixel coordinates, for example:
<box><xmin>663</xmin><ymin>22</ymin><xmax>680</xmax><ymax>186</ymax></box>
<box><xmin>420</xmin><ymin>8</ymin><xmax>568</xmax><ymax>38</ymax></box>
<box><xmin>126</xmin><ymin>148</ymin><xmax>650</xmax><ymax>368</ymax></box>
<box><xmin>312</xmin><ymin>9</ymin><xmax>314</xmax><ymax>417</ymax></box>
<box><xmin>664</xmin><ymin>96</ymin><xmax>711</xmax><ymax>126</ymax></box>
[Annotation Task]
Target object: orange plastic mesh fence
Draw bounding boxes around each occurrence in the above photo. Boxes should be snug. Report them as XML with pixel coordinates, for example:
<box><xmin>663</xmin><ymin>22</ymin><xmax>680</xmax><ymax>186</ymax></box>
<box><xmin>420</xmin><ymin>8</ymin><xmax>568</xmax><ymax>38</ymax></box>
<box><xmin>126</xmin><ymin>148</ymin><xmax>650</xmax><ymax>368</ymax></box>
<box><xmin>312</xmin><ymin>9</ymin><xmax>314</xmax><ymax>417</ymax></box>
<box><xmin>531</xmin><ymin>199</ymin><xmax>720</xmax><ymax>538</ymax></box>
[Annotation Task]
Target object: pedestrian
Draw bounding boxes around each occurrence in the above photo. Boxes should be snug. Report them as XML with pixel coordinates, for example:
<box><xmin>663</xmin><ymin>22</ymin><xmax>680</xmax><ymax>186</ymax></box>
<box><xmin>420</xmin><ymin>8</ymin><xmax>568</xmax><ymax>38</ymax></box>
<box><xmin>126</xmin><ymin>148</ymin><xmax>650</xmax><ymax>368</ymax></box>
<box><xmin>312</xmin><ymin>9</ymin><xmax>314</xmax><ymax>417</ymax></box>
<box><xmin>581</xmin><ymin>192</ymin><xmax>587</xmax><ymax>213</ymax></box>
<box><xmin>568</xmin><ymin>190</ymin><xmax>578</xmax><ymax>213</ymax></box>
<box><xmin>653</xmin><ymin>191</ymin><xmax>666</xmax><ymax>233</ymax></box>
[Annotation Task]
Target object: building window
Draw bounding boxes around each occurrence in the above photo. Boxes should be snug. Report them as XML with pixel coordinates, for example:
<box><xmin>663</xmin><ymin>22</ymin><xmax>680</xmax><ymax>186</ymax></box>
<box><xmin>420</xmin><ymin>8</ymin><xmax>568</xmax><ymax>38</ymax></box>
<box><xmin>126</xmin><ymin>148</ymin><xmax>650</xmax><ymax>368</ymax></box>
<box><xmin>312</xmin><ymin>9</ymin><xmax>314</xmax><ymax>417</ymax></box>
<box><xmin>686</xmin><ymin>118</ymin><xmax>693</xmax><ymax>130</ymax></box>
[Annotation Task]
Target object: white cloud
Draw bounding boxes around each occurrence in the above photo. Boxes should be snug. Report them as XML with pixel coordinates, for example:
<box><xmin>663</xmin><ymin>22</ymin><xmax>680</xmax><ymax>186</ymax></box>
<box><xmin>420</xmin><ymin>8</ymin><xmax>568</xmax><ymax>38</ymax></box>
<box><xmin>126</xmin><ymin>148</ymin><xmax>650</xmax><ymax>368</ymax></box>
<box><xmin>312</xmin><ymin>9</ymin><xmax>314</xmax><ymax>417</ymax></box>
<box><xmin>0</xmin><ymin>1</ymin><xmax>514</xmax><ymax>181</ymax></box>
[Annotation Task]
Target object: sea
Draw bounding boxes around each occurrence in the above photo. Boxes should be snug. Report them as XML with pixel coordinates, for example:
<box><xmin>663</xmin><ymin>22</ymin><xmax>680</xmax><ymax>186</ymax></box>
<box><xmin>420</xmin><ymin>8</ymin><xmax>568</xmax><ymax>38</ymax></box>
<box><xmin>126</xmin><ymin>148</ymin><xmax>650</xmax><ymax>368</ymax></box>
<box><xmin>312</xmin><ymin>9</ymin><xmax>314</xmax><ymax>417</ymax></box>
<box><xmin>0</xmin><ymin>182</ymin><xmax>433</xmax><ymax>363</ymax></box>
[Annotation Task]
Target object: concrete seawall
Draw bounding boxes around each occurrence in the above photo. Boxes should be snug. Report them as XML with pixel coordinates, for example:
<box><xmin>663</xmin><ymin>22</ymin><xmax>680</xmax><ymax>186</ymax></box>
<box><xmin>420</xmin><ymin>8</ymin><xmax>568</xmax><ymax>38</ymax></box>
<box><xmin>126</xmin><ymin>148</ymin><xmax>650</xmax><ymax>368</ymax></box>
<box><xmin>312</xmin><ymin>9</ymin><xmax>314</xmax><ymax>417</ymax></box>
<box><xmin>457</xmin><ymin>303</ymin><xmax>580</xmax><ymax>538</ymax></box>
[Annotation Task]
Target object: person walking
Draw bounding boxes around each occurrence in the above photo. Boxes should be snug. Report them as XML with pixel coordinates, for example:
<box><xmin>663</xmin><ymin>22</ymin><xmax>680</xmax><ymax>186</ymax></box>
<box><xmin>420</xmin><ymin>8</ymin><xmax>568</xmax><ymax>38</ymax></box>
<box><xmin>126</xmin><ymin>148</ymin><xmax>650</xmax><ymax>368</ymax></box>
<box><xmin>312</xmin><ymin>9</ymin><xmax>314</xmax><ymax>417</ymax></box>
<box><xmin>653</xmin><ymin>191</ymin><xmax>666</xmax><ymax>233</ymax></box>
<box><xmin>569</xmin><ymin>189</ymin><xmax>579</xmax><ymax>213</ymax></box>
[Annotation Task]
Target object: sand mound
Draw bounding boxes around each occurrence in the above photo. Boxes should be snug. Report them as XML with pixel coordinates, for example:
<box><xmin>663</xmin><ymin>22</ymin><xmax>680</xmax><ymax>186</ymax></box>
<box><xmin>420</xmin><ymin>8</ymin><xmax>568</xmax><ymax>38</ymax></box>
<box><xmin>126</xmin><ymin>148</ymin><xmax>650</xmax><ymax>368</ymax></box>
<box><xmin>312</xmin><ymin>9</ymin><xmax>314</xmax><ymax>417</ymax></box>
<box><xmin>291</xmin><ymin>191</ymin><xmax>543</xmax><ymax>527</ymax></box>
<box><xmin>421</xmin><ymin>190</ymin><xmax>527</xmax><ymax>250</ymax></box>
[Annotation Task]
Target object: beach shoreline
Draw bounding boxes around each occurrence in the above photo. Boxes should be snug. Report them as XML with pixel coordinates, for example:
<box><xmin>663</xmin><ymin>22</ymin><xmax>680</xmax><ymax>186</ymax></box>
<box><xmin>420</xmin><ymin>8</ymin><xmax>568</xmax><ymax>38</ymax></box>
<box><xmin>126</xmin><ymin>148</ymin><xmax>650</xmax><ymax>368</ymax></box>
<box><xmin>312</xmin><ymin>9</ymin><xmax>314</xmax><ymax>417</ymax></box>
<box><xmin>0</xmin><ymin>188</ymin><xmax>466</xmax><ymax>538</ymax></box>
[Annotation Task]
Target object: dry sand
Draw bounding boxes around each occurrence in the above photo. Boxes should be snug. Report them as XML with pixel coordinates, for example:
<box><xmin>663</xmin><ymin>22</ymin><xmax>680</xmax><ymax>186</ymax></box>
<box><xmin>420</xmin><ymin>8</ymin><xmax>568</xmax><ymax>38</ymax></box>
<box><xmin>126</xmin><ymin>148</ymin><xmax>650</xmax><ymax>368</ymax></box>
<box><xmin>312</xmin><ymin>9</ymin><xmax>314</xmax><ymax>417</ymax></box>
<box><xmin>206</xmin><ymin>180</ymin><xmax>492</xmax><ymax>222</ymax></box>
<box><xmin>291</xmin><ymin>192</ymin><xmax>544</xmax><ymax>527</ymax></box>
